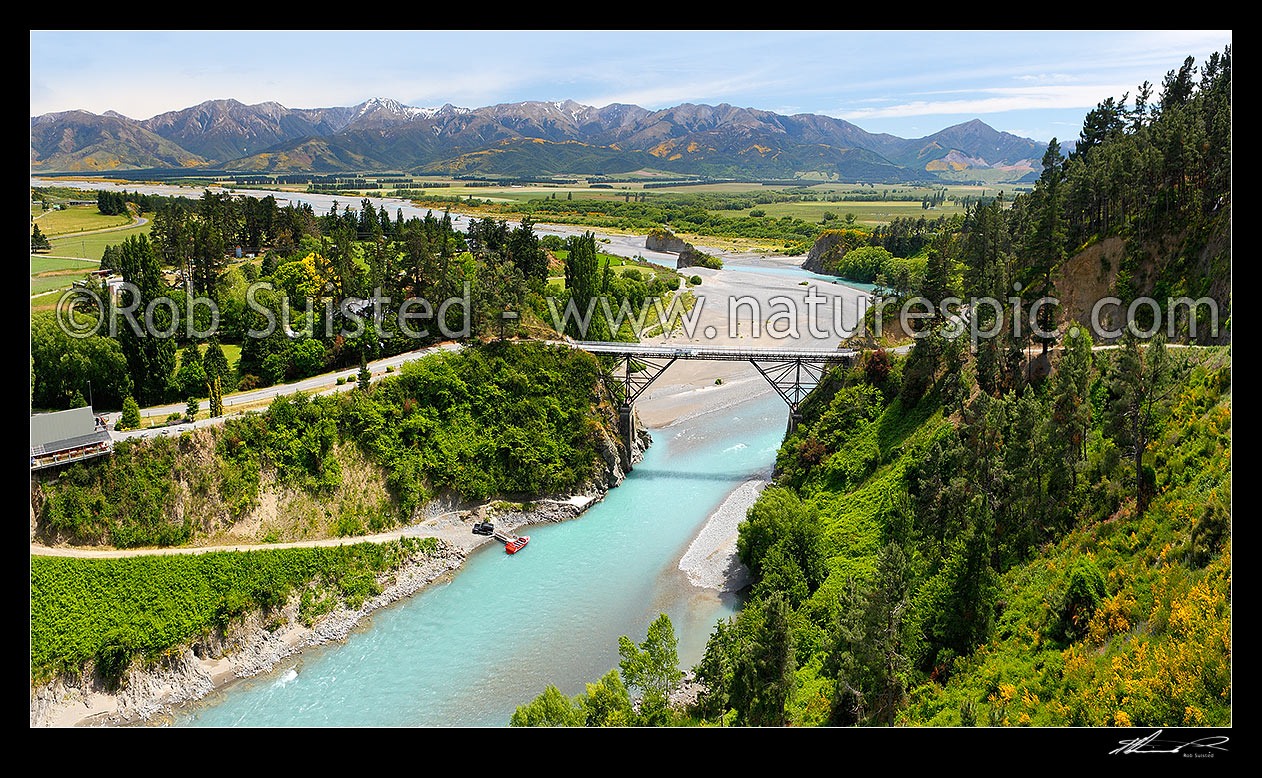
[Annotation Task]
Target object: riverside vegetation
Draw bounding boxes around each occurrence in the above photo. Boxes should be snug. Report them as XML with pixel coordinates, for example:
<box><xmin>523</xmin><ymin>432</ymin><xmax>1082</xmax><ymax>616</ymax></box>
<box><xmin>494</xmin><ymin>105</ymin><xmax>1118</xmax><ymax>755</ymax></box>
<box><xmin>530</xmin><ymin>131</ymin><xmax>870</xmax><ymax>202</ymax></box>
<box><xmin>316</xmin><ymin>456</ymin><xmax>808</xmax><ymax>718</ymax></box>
<box><xmin>31</xmin><ymin>538</ymin><xmax>438</xmax><ymax>687</ymax></box>
<box><xmin>509</xmin><ymin>49</ymin><xmax>1231</xmax><ymax>727</ymax></box>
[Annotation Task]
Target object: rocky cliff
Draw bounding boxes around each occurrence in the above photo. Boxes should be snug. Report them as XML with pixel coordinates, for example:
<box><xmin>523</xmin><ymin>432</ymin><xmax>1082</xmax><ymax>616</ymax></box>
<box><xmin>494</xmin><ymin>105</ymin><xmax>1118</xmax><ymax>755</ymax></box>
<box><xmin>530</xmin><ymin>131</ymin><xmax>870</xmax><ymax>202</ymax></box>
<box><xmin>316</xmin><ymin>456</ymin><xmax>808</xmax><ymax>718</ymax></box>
<box><xmin>800</xmin><ymin>229</ymin><xmax>867</xmax><ymax>274</ymax></box>
<box><xmin>645</xmin><ymin>229</ymin><xmax>691</xmax><ymax>253</ymax></box>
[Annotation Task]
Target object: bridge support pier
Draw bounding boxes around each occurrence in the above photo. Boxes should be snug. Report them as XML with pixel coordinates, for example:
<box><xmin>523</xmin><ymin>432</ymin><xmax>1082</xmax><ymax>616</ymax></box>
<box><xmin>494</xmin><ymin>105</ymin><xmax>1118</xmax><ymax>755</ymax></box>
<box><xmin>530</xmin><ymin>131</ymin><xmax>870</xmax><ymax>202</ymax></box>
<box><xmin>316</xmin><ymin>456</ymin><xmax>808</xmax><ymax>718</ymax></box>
<box><xmin>600</xmin><ymin>354</ymin><xmax>677</xmax><ymax>472</ymax></box>
<box><xmin>619</xmin><ymin>403</ymin><xmax>636</xmax><ymax>471</ymax></box>
<box><xmin>751</xmin><ymin>358</ymin><xmax>828</xmax><ymax>438</ymax></box>
<box><xmin>787</xmin><ymin>407</ymin><xmax>804</xmax><ymax>436</ymax></box>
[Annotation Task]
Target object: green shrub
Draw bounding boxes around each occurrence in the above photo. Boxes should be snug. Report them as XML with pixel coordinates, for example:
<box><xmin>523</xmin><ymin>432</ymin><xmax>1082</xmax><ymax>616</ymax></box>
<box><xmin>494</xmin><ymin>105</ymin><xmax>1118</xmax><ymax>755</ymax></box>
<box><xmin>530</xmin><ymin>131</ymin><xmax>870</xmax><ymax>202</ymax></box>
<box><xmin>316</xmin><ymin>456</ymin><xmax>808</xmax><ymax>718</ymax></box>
<box><xmin>117</xmin><ymin>397</ymin><xmax>141</xmax><ymax>431</ymax></box>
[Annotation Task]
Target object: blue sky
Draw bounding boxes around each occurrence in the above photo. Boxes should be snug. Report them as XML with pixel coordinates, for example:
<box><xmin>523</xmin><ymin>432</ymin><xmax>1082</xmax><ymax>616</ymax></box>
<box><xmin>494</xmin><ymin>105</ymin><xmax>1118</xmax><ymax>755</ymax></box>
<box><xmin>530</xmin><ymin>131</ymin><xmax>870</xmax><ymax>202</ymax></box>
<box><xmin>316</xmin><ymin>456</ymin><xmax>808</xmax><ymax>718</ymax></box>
<box><xmin>30</xmin><ymin>30</ymin><xmax>1231</xmax><ymax>142</ymax></box>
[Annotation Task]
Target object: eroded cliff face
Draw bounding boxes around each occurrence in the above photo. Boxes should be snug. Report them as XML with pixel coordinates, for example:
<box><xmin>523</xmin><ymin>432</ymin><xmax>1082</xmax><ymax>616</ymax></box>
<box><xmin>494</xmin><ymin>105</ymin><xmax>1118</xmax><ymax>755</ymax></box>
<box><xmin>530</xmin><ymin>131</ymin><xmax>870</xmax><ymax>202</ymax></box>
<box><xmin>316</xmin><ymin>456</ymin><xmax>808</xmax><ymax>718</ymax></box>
<box><xmin>1054</xmin><ymin>206</ymin><xmax>1231</xmax><ymax>344</ymax></box>
<box><xmin>1054</xmin><ymin>235</ymin><xmax>1126</xmax><ymax>337</ymax></box>
<box><xmin>593</xmin><ymin>405</ymin><xmax>652</xmax><ymax>487</ymax></box>
<box><xmin>31</xmin><ymin>436</ymin><xmax>399</xmax><ymax>548</ymax></box>
<box><xmin>643</xmin><ymin>230</ymin><xmax>722</xmax><ymax>272</ymax></box>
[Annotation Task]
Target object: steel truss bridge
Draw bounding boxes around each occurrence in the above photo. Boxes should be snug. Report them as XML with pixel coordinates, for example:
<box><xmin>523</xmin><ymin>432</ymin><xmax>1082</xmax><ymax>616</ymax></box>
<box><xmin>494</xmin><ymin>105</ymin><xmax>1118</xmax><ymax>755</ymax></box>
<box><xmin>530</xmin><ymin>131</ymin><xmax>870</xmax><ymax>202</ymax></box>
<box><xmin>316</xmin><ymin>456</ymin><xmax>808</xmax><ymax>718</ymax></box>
<box><xmin>573</xmin><ymin>341</ymin><xmax>856</xmax><ymax>468</ymax></box>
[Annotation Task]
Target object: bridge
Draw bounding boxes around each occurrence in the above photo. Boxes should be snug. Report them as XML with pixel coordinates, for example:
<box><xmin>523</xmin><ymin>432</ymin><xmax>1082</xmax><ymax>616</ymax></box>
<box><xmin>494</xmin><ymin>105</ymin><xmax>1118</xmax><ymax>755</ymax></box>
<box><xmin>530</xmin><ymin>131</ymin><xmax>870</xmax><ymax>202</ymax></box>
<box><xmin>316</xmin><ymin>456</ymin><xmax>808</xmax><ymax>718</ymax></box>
<box><xmin>573</xmin><ymin>341</ymin><xmax>856</xmax><ymax>467</ymax></box>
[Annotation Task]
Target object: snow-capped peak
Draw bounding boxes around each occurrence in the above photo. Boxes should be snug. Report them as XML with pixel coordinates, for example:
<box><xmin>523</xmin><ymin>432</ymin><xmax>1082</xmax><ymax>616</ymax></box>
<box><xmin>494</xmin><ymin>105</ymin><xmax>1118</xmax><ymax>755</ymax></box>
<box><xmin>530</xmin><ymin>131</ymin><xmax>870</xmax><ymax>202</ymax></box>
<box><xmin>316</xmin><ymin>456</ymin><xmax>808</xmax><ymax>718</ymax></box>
<box><xmin>354</xmin><ymin>97</ymin><xmax>419</xmax><ymax>118</ymax></box>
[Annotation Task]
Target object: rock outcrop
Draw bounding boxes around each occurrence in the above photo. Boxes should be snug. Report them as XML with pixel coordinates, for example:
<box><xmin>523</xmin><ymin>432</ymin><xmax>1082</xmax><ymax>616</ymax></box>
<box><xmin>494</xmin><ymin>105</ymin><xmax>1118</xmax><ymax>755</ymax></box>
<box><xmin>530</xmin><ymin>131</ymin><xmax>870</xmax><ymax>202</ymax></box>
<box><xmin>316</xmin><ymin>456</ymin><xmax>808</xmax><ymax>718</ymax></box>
<box><xmin>645</xmin><ymin>229</ymin><xmax>690</xmax><ymax>253</ymax></box>
<box><xmin>677</xmin><ymin>247</ymin><xmax>722</xmax><ymax>270</ymax></box>
<box><xmin>801</xmin><ymin>229</ymin><xmax>865</xmax><ymax>274</ymax></box>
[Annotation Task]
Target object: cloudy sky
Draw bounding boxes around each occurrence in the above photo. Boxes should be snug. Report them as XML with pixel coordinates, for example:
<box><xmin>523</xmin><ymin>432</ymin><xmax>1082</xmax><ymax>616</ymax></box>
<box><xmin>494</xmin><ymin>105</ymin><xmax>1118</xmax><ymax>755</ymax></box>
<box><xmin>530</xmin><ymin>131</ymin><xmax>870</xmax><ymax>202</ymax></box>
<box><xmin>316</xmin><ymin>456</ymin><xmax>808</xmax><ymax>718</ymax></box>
<box><xmin>30</xmin><ymin>30</ymin><xmax>1231</xmax><ymax>141</ymax></box>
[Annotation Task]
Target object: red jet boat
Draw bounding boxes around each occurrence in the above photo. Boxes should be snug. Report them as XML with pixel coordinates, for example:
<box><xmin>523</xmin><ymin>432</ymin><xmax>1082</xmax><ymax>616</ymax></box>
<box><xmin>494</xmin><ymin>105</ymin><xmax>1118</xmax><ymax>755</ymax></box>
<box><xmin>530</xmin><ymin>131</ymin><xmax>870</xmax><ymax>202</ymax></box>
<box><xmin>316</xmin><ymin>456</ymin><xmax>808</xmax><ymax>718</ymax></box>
<box><xmin>504</xmin><ymin>535</ymin><xmax>530</xmax><ymax>554</ymax></box>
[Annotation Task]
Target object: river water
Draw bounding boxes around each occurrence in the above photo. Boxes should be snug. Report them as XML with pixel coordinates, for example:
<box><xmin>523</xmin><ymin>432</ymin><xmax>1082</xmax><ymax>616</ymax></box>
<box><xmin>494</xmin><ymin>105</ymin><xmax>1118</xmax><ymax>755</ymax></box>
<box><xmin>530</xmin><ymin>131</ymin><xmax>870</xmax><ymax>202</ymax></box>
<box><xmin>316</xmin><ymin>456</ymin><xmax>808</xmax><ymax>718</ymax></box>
<box><xmin>173</xmin><ymin>388</ymin><xmax>788</xmax><ymax>726</ymax></box>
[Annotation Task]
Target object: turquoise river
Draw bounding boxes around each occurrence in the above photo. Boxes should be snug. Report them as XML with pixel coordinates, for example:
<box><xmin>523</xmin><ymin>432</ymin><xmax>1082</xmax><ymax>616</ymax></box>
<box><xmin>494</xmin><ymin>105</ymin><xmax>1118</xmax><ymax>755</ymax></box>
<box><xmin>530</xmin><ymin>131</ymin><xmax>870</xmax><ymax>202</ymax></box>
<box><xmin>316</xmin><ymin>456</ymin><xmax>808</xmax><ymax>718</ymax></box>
<box><xmin>174</xmin><ymin>388</ymin><xmax>789</xmax><ymax>726</ymax></box>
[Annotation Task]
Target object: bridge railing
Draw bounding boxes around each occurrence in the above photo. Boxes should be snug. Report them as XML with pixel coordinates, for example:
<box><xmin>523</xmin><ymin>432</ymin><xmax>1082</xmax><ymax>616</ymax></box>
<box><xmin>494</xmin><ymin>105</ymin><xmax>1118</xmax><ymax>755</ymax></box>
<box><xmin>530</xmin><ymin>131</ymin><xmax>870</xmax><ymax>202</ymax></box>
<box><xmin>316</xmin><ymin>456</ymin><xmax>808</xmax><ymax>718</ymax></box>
<box><xmin>572</xmin><ymin>341</ymin><xmax>857</xmax><ymax>363</ymax></box>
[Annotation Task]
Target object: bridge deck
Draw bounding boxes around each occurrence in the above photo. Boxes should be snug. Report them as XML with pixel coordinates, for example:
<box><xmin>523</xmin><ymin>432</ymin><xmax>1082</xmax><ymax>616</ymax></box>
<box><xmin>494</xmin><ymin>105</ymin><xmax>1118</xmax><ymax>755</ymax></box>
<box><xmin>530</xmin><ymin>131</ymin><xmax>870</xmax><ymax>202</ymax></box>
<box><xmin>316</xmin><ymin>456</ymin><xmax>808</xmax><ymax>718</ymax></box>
<box><xmin>573</xmin><ymin>341</ymin><xmax>856</xmax><ymax>362</ymax></box>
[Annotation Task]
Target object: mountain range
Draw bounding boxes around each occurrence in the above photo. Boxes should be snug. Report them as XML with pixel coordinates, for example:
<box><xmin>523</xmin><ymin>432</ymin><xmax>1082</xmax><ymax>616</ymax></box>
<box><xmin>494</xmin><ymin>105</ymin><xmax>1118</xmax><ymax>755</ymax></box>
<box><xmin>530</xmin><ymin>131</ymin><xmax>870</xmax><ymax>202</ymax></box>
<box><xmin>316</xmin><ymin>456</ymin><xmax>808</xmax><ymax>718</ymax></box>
<box><xmin>30</xmin><ymin>97</ymin><xmax>1047</xmax><ymax>182</ymax></box>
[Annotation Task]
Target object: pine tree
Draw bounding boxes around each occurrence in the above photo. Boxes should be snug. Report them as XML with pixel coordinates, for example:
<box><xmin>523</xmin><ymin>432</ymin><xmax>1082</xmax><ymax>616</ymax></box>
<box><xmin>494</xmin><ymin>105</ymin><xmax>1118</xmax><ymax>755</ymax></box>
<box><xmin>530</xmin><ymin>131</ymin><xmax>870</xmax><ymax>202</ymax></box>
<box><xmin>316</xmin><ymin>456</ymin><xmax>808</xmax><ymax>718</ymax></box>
<box><xmin>207</xmin><ymin>376</ymin><xmax>224</xmax><ymax>418</ymax></box>
<box><xmin>562</xmin><ymin>232</ymin><xmax>609</xmax><ymax>340</ymax></box>
<box><xmin>746</xmin><ymin>593</ymin><xmax>797</xmax><ymax>726</ymax></box>
<box><xmin>116</xmin><ymin>234</ymin><xmax>176</xmax><ymax>405</ymax></box>
<box><xmin>118</xmin><ymin>396</ymin><xmax>141</xmax><ymax>430</ymax></box>
<box><xmin>919</xmin><ymin>249</ymin><xmax>952</xmax><ymax>322</ymax></box>
<box><xmin>1047</xmin><ymin>328</ymin><xmax>1094</xmax><ymax>498</ymax></box>
<box><xmin>1024</xmin><ymin>140</ymin><xmax>1068</xmax><ymax>354</ymax></box>
<box><xmin>191</xmin><ymin>220</ymin><xmax>225</xmax><ymax>302</ymax></box>
<box><xmin>151</xmin><ymin>199</ymin><xmax>192</xmax><ymax>292</ymax></box>
<box><xmin>358</xmin><ymin>352</ymin><xmax>371</xmax><ymax>390</ymax></box>
<box><xmin>828</xmin><ymin>544</ymin><xmax>910</xmax><ymax>726</ymax></box>
<box><xmin>201</xmin><ymin>337</ymin><xmax>231</xmax><ymax>381</ymax></box>
<box><xmin>1107</xmin><ymin>331</ymin><xmax>1171</xmax><ymax>513</ymax></box>
<box><xmin>31</xmin><ymin>223</ymin><xmax>51</xmax><ymax>252</ymax></box>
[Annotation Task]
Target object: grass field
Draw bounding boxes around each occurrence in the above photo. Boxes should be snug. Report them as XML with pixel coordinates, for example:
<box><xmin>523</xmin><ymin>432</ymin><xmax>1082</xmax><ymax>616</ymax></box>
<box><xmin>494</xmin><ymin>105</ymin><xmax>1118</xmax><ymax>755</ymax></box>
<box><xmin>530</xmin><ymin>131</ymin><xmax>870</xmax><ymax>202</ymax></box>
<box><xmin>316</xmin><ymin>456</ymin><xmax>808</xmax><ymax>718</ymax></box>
<box><xmin>31</xmin><ymin>206</ymin><xmax>131</xmax><ymax>237</ymax></box>
<box><xmin>39</xmin><ymin>212</ymin><xmax>153</xmax><ymax>260</ymax></box>
<box><xmin>30</xmin><ymin>254</ymin><xmax>101</xmax><ymax>302</ymax></box>
<box><xmin>386</xmin><ymin>180</ymin><xmax>1026</xmax><ymax>230</ymax></box>
<box><xmin>400</xmin><ymin>185</ymin><xmax>641</xmax><ymax>205</ymax></box>
<box><xmin>31</xmin><ymin>269</ymin><xmax>99</xmax><ymax>296</ymax></box>
<box><xmin>716</xmin><ymin>199</ymin><xmax>971</xmax><ymax>226</ymax></box>
<box><xmin>31</xmin><ymin>256</ymin><xmax>100</xmax><ymax>274</ymax></box>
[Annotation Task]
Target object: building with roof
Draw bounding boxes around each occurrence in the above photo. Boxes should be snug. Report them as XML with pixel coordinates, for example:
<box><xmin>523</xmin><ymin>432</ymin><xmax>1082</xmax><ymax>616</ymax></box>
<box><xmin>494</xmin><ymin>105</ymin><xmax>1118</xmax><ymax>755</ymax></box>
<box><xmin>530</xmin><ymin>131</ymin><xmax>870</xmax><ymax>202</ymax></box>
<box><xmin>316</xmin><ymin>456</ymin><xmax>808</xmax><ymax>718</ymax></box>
<box><xmin>30</xmin><ymin>406</ymin><xmax>113</xmax><ymax>471</ymax></box>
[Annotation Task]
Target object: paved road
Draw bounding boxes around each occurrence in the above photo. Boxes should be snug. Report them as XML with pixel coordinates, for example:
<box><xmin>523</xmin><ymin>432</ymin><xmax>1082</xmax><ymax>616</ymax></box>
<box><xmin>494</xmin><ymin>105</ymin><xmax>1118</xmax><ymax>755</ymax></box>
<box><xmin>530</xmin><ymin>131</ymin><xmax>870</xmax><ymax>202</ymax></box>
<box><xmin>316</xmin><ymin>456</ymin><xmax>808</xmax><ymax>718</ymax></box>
<box><xmin>109</xmin><ymin>341</ymin><xmax>463</xmax><ymax>441</ymax></box>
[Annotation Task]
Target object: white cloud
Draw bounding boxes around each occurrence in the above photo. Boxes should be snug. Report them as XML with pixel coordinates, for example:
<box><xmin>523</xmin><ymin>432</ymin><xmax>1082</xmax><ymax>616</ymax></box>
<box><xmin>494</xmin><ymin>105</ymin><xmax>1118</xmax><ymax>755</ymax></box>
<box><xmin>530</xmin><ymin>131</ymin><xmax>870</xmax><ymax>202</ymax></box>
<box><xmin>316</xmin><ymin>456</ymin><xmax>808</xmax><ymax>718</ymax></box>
<box><xmin>834</xmin><ymin>84</ymin><xmax>1132</xmax><ymax>120</ymax></box>
<box><xmin>1013</xmin><ymin>73</ymin><xmax>1078</xmax><ymax>84</ymax></box>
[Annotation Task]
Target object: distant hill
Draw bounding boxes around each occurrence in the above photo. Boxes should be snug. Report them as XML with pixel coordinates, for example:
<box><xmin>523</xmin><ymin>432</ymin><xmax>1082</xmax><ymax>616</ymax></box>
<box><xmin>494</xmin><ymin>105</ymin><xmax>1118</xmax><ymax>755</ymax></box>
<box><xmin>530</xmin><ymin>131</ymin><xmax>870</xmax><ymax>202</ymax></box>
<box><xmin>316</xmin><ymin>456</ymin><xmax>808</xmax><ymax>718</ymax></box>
<box><xmin>30</xmin><ymin>98</ymin><xmax>1049</xmax><ymax>181</ymax></box>
<box><xmin>30</xmin><ymin>110</ymin><xmax>207</xmax><ymax>172</ymax></box>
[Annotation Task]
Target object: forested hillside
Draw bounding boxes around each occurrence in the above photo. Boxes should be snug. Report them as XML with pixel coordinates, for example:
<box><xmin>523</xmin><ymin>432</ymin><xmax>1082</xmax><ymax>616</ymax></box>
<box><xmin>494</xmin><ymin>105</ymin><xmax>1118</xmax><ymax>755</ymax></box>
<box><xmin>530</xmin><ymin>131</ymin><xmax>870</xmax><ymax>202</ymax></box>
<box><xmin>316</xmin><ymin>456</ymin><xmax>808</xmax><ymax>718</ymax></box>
<box><xmin>33</xmin><ymin>342</ymin><xmax>625</xmax><ymax>548</ymax></box>
<box><xmin>509</xmin><ymin>48</ymin><xmax>1232</xmax><ymax>729</ymax></box>
<box><xmin>688</xmin><ymin>48</ymin><xmax>1233</xmax><ymax>729</ymax></box>
<box><xmin>700</xmin><ymin>337</ymin><xmax>1230</xmax><ymax>726</ymax></box>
